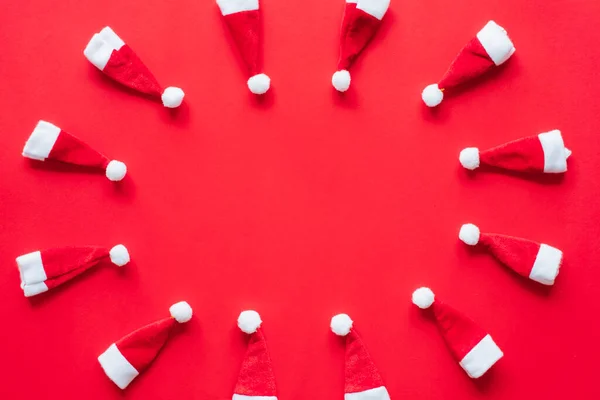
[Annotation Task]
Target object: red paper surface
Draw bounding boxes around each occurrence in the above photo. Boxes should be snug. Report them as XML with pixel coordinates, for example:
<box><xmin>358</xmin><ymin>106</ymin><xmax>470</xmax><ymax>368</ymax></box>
<box><xmin>1</xmin><ymin>0</ymin><xmax>599</xmax><ymax>398</ymax></box>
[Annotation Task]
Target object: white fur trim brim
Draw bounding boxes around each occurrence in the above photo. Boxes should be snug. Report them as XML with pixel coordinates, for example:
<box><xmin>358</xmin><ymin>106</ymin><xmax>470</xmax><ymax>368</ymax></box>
<box><xmin>345</xmin><ymin>386</ymin><xmax>391</xmax><ymax>400</ymax></box>
<box><xmin>23</xmin><ymin>121</ymin><xmax>61</xmax><ymax>161</ymax></box>
<box><xmin>232</xmin><ymin>396</ymin><xmax>278</xmax><ymax>400</ymax></box>
<box><xmin>529</xmin><ymin>244</ymin><xmax>562</xmax><ymax>285</ymax></box>
<box><xmin>98</xmin><ymin>343</ymin><xmax>139</xmax><ymax>390</ymax></box>
<box><xmin>538</xmin><ymin>130</ymin><xmax>568</xmax><ymax>173</ymax></box>
<box><xmin>356</xmin><ymin>0</ymin><xmax>390</xmax><ymax>20</ymax></box>
<box><xmin>459</xmin><ymin>334</ymin><xmax>503</xmax><ymax>379</ymax></box>
<box><xmin>23</xmin><ymin>281</ymin><xmax>49</xmax><ymax>297</ymax></box>
<box><xmin>476</xmin><ymin>21</ymin><xmax>515</xmax><ymax>66</ymax></box>
<box><xmin>217</xmin><ymin>0</ymin><xmax>259</xmax><ymax>15</ymax></box>
<box><xmin>84</xmin><ymin>34</ymin><xmax>115</xmax><ymax>71</ymax></box>
<box><xmin>346</xmin><ymin>0</ymin><xmax>358</xmax><ymax>3</ymax></box>
<box><xmin>98</xmin><ymin>27</ymin><xmax>125</xmax><ymax>51</ymax></box>
<box><xmin>17</xmin><ymin>251</ymin><xmax>47</xmax><ymax>285</ymax></box>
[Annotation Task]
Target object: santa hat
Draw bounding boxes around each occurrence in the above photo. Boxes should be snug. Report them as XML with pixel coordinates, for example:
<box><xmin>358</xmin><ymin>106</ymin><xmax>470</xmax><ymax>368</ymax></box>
<box><xmin>422</xmin><ymin>21</ymin><xmax>515</xmax><ymax>107</ymax></box>
<box><xmin>216</xmin><ymin>0</ymin><xmax>271</xmax><ymax>95</ymax></box>
<box><xmin>459</xmin><ymin>224</ymin><xmax>563</xmax><ymax>286</ymax></box>
<box><xmin>332</xmin><ymin>0</ymin><xmax>391</xmax><ymax>92</ymax></box>
<box><xmin>459</xmin><ymin>130</ymin><xmax>572</xmax><ymax>175</ymax></box>
<box><xmin>16</xmin><ymin>244</ymin><xmax>129</xmax><ymax>297</ymax></box>
<box><xmin>412</xmin><ymin>288</ymin><xmax>503</xmax><ymax>379</ymax></box>
<box><xmin>84</xmin><ymin>26</ymin><xmax>184</xmax><ymax>108</ymax></box>
<box><xmin>233</xmin><ymin>310</ymin><xmax>278</xmax><ymax>400</ymax></box>
<box><xmin>330</xmin><ymin>314</ymin><xmax>391</xmax><ymax>400</ymax></box>
<box><xmin>23</xmin><ymin>120</ymin><xmax>127</xmax><ymax>182</ymax></box>
<box><xmin>98</xmin><ymin>302</ymin><xmax>193</xmax><ymax>389</ymax></box>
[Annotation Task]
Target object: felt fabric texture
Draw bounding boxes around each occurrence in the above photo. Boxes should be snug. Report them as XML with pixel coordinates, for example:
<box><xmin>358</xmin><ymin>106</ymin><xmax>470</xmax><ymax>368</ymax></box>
<box><xmin>336</xmin><ymin>1</ymin><xmax>387</xmax><ymax>72</ymax></box>
<box><xmin>234</xmin><ymin>328</ymin><xmax>278</xmax><ymax>397</ymax></box>
<box><xmin>102</xmin><ymin>45</ymin><xmax>164</xmax><ymax>99</ymax></box>
<box><xmin>221</xmin><ymin>10</ymin><xmax>262</xmax><ymax>77</ymax></box>
<box><xmin>479</xmin><ymin>233</ymin><xmax>562</xmax><ymax>281</ymax></box>
<box><xmin>114</xmin><ymin>317</ymin><xmax>176</xmax><ymax>372</ymax></box>
<box><xmin>17</xmin><ymin>246</ymin><xmax>112</xmax><ymax>296</ymax></box>
<box><xmin>343</xmin><ymin>328</ymin><xmax>386</xmax><ymax>394</ymax></box>
<box><xmin>438</xmin><ymin>38</ymin><xmax>494</xmax><ymax>91</ymax></box>
<box><xmin>431</xmin><ymin>299</ymin><xmax>489</xmax><ymax>362</ymax></box>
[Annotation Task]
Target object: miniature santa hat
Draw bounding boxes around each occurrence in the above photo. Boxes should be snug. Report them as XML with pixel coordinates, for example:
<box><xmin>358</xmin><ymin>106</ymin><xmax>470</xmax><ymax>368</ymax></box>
<box><xmin>332</xmin><ymin>0</ymin><xmax>391</xmax><ymax>92</ymax></box>
<box><xmin>216</xmin><ymin>0</ymin><xmax>271</xmax><ymax>95</ymax></box>
<box><xmin>98</xmin><ymin>302</ymin><xmax>193</xmax><ymax>389</ymax></box>
<box><xmin>16</xmin><ymin>244</ymin><xmax>129</xmax><ymax>297</ymax></box>
<box><xmin>412</xmin><ymin>288</ymin><xmax>503</xmax><ymax>379</ymax></box>
<box><xmin>459</xmin><ymin>130</ymin><xmax>572</xmax><ymax>175</ymax></box>
<box><xmin>459</xmin><ymin>224</ymin><xmax>563</xmax><ymax>285</ymax></box>
<box><xmin>233</xmin><ymin>310</ymin><xmax>278</xmax><ymax>400</ymax></box>
<box><xmin>84</xmin><ymin>26</ymin><xmax>184</xmax><ymax>108</ymax></box>
<box><xmin>330</xmin><ymin>314</ymin><xmax>391</xmax><ymax>400</ymax></box>
<box><xmin>23</xmin><ymin>120</ymin><xmax>127</xmax><ymax>182</ymax></box>
<box><xmin>422</xmin><ymin>21</ymin><xmax>515</xmax><ymax>107</ymax></box>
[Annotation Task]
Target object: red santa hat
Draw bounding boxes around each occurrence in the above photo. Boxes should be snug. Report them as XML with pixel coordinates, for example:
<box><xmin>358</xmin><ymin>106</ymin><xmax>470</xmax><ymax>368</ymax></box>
<box><xmin>23</xmin><ymin>120</ymin><xmax>127</xmax><ymax>182</ymax></box>
<box><xmin>233</xmin><ymin>310</ymin><xmax>278</xmax><ymax>400</ymax></box>
<box><xmin>412</xmin><ymin>288</ymin><xmax>503</xmax><ymax>379</ymax></box>
<box><xmin>332</xmin><ymin>0</ymin><xmax>391</xmax><ymax>92</ymax></box>
<box><xmin>459</xmin><ymin>130</ymin><xmax>572</xmax><ymax>175</ymax></box>
<box><xmin>330</xmin><ymin>314</ymin><xmax>391</xmax><ymax>400</ymax></box>
<box><xmin>84</xmin><ymin>26</ymin><xmax>185</xmax><ymax>108</ymax></box>
<box><xmin>16</xmin><ymin>244</ymin><xmax>129</xmax><ymax>297</ymax></box>
<box><xmin>459</xmin><ymin>224</ymin><xmax>563</xmax><ymax>286</ymax></box>
<box><xmin>216</xmin><ymin>0</ymin><xmax>271</xmax><ymax>95</ymax></box>
<box><xmin>422</xmin><ymin>21</ymin><xmax>515</xmax><ymax>107</ymax></box>
<box><xmin>98</xmin><ymin>302</ymin><xmax>193</xmax><ymax>389</ymax></box>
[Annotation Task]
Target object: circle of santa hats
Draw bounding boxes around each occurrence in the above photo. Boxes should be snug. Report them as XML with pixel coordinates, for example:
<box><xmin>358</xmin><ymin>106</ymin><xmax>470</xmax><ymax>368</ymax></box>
<box><xmin>422</xmin><ymin>21</ymin><xmax>516</xmax><ymax>107</ymax></box>
<box><xmin>23</xmin><ymin>120</ymin><xmax>127</xmax><ymax>182</ymax></box>
<box><xmin>233</xmin><ymin>310</ymin><xmax>278</xmax><ymax>400</ymax></box>
<box><xmin>216</xmin><ymin>0</ymin><xmax>271</xmax><ymax>95</ymax></box>
<box><xmin>84</xmin><ymin>26</ymin><xmax>185</xmax><ymax>108</ymax></box>
<box><xmin>330</xmin><ymin>314</ymin><xmax>391</xmax><ymax>400</ymax></box>
<box><xmin>98</xmin><ymin>301</ymin><xmax>193</xmax><ymax>390</ymax></box>
<box><xmin>459</xmin><ymin>130</ymin><xmax>572</xmax><ymax>175</ymax></box>
<box><xmin>332</xmin><ymin>0</ymin><xmax>391</xmax><ymax>92</ymax></box>
<box><xmin>412</xmin><ymin>288</ymin><xmax>503</xmax><ymax>379</ymax></box>
<box><xmin>16</xmin><ymin>244</ymin><xmax>129</xmax><ymax>297</ymax></box>
<box><xmin>459</xmin><ymin>224</ymin><xmax>563</xmax><ymax>286</ymax></box>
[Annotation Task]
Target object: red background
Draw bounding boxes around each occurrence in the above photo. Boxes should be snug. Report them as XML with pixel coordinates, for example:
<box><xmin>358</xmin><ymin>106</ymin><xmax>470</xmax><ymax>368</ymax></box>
<box><xmin>1</xmin><ymin>0</ymin><xmax>599</xmax><ymax>398</ymax></box>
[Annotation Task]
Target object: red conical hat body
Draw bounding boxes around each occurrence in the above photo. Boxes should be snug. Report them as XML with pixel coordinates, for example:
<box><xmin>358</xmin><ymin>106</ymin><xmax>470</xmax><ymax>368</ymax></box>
<box><xmin>16</xmin><ymin>246</ymin><xmax>110</xmax><ymax>297</ymax></box>
<box><xmin>116</xmin><ymin>317</ymin><xmax>177</xmax><ymax>372</ymax></box>
<box><xmin>337</xmin><ymin>0</ymin><xmax>389</xmax><ymax>71</ymax></box>
<box><xmin>344</xmin><ymin>329</ymin><xmax>388</xmax><ymax>397</ymax></box>
<box><xmin>480</xmin><ymin>234</ymin><xmax>541</xmax><ymax>278</ymax></box>
<box><xmin>480</xmin><ymin>135</ymin><xmax>545</xmax><ymax>173</ymax></box>
<box><xmin>217</xmin><ymin>0</ymin><xmax>263</xmax><ymax>77</ymax></box>
<box><xmin>234</xmin><ymin>328</ymin><xmax>277</xmax><ymax>397</ymax></box>
<box><xmin>22</xmin><ymin>121</ymin><xmax>110</xmax><ymax>169</ymax></box>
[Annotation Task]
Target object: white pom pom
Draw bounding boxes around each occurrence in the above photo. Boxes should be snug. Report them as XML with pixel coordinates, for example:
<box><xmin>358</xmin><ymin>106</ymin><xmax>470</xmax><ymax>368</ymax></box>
<box><xmin>330</xmin><ymin>314</ymin><xmax>353</xmax><ymax>336</ymax></box>
<box><xmin>412</xmin><ymin>287</ymin><xmax>435</xmax><ymax>309</ymax></box>
<box><xmin>161</xmin><ymin>87</ymin><xmax>185</xmax><ymax>108</ymax></box>
<box><xmin>170</xmin><ymin>301</ymin><xmax>193</xmax><ymax>323</ymax></box>
<box><xmin>459</xmin><ymin>224</ymin><xmax>480</xmax><ymax>246</ymax></box>
<box><xmin>332</xmin><ymin>70</ymin><xmax>351</xmax><ymax>92</ymax></box>
<box><xmin>109</xmin><ymin>244</ymin><xmax>130</xmax><ymax>266</ymax></box>
<box><xmin>422</xmin><ymin>84</ymin><xmax>444</xmax><ymax>107</ymax></box>
<box><xmin>105</xmin><ymin>160</ymin><xmax>127</xmax><ymax>181</ymax></box>
<box><xmin>247</xmin><ymin>74</ymin><xmax>271</xmax><ymax>95</ymax></box>
<box><xmin>459</xmin><ymin>148</ymin><xmax>480</xmax><ymax>170</ymax></box>
<box><xmin>238</xmin><ymin>310</ymin><xmax>262</xmax><ymax>334</ymax></box>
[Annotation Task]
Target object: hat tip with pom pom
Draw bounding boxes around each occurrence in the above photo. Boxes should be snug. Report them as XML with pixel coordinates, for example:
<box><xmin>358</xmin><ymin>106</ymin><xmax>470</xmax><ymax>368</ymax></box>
<box><xmin>238</xmin><ymin>310</ymin><xmax>262</xmax><ymax>334</ymax></box>
<box><xmin>459</xmin><ymin>224</ymin><xmax>480</xmax><ymax>246</ymax></box>
<box><xmin>422</xmin><ymin>84</ymin><xmax>444</xmax><ymax>107</ymax></box>
<box><xmin>459</xmin><ymin>148</ymin><xmax>480</xmax><ymax>170</ymax></box>
<box><xmin>105</xmin><ymin>160</ymin><xmax>127</xmax><ymax>181</ymax></box>
<box><xmin>161</xmin><ymin>86</ymin><xmax>185</xmax><ymax>108</ymax></box>
<box><xmin>247</xmin><ymin>74</ymin><xmax>271</xmax><ymax>95</ymax></box>
<box><xmin>332</xmin><ymin>70</ymin><xmax>351</xmax><ymax>92</ymax></box>
<box><xmin>330</xmin><ymin>313</ymin><xmax>353</xmax><ymax>336</ymax></box>
<box><xmin>170</xmin><ymin>301</ymin><xmax>193</xmax><ymax>323</ymax></box>
<box><xmin>412</xmin><ymin>287</ymin><xmax>435</xmax><ymax>309</ymax></box>
<box><xmin>109</xmin><ymin>244</ymin><xmax>130</xmax><ymax>266</ymax></box>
